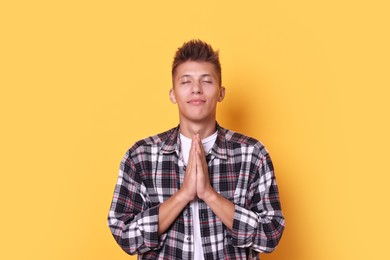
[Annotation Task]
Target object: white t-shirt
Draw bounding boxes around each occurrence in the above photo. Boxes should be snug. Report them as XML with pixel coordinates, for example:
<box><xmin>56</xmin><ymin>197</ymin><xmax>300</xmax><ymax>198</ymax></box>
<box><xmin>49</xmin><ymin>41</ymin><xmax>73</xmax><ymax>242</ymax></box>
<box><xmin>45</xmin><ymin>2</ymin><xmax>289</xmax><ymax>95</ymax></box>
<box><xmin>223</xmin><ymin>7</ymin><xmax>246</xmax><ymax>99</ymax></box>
<box><xmin>180</xmin><ymin>131</ymin><xmax>218</xmax><ymax>260</ymax></box>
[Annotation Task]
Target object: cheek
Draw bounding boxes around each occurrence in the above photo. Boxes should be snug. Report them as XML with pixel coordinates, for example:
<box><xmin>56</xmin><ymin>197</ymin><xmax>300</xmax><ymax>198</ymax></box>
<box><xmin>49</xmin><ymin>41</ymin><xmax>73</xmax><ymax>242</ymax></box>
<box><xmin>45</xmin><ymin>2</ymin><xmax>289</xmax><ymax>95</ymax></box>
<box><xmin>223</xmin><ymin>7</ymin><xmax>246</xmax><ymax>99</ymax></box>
<box><xmin>209</xmin><ymin>90</ymin><xmax>221</xmax><ymax>100</ymax></box>
<box><xmin>175</xmin><ymin>94</ymin><xmax>185</xmax><ymax>103</ymax></box>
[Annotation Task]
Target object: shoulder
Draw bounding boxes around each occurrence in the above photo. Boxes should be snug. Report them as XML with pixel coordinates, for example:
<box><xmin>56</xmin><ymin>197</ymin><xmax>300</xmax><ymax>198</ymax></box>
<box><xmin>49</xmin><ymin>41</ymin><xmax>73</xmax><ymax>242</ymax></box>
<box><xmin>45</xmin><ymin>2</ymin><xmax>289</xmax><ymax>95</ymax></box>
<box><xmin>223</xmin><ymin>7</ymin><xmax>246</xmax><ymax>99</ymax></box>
<box><xmin>130</xmin><ymin>127</ymin><xmax>177</xmax><ymax>151</ymax></box>
<box><xmin>221</xmin><ymin>126</ymin><xmax>265</xmax><ymax>149</ymax></box>
<box><xmin>220</xmin><ymin>126</ymin><xmax>274</xmax><ymax>174</ymax></box>
<box><xmin>120</xmin><ymin>126</ymin><xmax>177</xmax><ymax>166</ymax></box>
<box><xmin>124</xmin><ymin>126</ymin><xmax>178</xmax><ymax>158</ymax></box>
<box><xmin>220</xmin><ymin>126</ymin><xmax>269</xmax><ymax>157</ymax></box>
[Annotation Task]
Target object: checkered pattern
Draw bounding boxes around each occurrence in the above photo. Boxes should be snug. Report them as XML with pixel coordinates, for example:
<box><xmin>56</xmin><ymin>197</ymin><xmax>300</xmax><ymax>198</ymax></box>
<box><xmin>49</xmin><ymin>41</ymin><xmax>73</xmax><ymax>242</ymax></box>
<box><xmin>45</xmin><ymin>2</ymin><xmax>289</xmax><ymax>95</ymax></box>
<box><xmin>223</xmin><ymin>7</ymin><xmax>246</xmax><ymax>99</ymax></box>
<box><xmin>108</xmin><ymin>124</ymin><xmax>285</xmax><ymax>259</ymax></box>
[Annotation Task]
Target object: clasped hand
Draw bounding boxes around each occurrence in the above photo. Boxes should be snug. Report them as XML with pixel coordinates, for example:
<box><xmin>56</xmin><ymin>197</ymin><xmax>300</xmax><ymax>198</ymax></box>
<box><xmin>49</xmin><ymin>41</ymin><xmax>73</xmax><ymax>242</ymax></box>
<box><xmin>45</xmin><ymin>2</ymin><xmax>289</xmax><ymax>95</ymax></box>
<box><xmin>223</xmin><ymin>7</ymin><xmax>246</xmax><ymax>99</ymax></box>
<box><xmin>181</xmin><ymin>134</ymin><xmax>214</xmax><ymax>202</ymax></box>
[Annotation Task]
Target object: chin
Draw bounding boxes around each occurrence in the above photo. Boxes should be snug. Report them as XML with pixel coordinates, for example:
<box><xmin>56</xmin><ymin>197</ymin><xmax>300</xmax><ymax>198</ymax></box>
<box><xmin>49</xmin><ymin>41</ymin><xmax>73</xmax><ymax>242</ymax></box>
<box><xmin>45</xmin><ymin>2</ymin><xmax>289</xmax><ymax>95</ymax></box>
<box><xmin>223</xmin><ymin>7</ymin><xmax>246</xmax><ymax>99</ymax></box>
<box><xmin>187</xmin><ymin>115</ymin><xmax>214</xmax><ymax>123</ymax></box>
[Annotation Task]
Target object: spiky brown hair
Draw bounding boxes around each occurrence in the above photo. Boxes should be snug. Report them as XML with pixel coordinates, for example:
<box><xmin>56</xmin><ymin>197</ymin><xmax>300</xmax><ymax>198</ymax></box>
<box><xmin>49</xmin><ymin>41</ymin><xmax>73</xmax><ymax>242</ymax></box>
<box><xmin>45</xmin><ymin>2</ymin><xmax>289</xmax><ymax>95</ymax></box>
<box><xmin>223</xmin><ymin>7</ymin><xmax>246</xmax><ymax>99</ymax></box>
<box><xmin>172</xmin><ymin>39</ymin><xmax>221</xmax><ymax>85</ymax></box>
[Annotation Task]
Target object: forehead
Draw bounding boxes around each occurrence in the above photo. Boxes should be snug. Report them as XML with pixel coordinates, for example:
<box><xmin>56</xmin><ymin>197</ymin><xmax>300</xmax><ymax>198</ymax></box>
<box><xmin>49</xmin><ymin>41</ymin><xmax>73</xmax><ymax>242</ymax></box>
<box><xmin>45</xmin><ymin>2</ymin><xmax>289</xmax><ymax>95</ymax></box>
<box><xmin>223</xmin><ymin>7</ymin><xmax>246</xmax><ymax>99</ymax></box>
<box><xmin>174</xmin><ymin>61</ymin><xmax>218</xmax><ymax>79</ymax></box>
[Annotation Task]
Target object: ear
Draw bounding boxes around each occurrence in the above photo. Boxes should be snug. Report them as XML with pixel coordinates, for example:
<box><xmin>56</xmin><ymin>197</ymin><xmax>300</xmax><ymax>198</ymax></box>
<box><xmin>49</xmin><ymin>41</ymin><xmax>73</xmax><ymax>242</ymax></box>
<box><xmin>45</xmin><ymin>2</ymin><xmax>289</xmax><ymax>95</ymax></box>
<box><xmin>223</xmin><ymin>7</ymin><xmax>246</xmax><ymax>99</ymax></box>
<box><xmin>169</xmin><ymin>88</ymin><xmax>177</xmax><ymax>104</ymax></box>
<box><xmin>218</xmin><ymin>86</ymin><xmax>226</xmax><ymax>102</ymax></box>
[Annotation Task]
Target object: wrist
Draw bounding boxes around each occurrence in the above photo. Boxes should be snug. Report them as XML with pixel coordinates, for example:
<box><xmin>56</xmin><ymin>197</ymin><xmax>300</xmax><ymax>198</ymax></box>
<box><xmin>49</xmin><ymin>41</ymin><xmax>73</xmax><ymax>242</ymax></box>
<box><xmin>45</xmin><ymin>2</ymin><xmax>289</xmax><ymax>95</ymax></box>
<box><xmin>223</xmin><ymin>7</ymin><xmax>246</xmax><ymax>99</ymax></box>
<box><xmin>200</xmin><ymin>187</ymin><xmax>218</xmax><ymax>203</ymax></box>
<box><xmin>176</xmin><ymin>188</ymin><xmax>194</xmax><ymax>204</ymax></box>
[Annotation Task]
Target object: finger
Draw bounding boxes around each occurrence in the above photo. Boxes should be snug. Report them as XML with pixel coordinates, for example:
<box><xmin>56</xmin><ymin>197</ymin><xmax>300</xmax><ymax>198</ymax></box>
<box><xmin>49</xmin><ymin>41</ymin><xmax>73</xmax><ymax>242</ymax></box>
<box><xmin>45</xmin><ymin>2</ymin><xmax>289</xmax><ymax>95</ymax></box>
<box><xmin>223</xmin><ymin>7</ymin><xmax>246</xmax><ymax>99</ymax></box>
<box><xmin>194</xmin><ymin>134</ymin><xmax>202</xmax><ymax>156</ymax></box>
<box><xmin>197</xmin><ymin>135</ymin><xmax>206</xmax><ymax>157</ymax></box>
<box><xmin>187</xmin><ymin>135</ymin><xmax>196</xmax><ymax>166</ymax></box>
<box><xmin>186</xmin><ymin>151</ymin><xmax>193</xmax><ymax>173</ymax></box>
<box><xmin>190</xmin><ymin>135</ymin><xmax>196</xmax><ymax>153</ymax></box>
<box><xmin>195</xmin><ymin>149</ymin><xmax>203</xmax><ymax>176</ymax></box>
<box><xmin>192</xmin><ymin>140</ymin><xmax>199</xmax><ymax>171</ymax></box>
<box><xmin>195</xmin><ymin>136</ymin><xmax>207</xmax><ymax>165</ymax></box>
<box><xmin>193</xmin><ymin>135</ymin><xmax>199</xmax><ymax>152</ymax></box>
<box><xmin>192</xmin><ymin>135</ymin><xmax>199</xmax><ymax>154</ymax></box>
<box><xmin>192</xmin><ymin>142</ymin><xmax>198</xmax><ymax>168</ymax></box>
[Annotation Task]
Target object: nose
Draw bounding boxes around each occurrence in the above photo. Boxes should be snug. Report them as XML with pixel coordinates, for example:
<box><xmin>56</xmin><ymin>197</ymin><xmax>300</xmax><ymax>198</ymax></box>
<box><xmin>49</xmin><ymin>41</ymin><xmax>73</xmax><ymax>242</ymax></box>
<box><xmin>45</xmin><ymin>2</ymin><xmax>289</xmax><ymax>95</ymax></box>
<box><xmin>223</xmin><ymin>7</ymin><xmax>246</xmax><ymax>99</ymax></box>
<box><xmin>192</xmin><ymin>81</ymin><xmax>202</xmax><ymax>94</ymax></box>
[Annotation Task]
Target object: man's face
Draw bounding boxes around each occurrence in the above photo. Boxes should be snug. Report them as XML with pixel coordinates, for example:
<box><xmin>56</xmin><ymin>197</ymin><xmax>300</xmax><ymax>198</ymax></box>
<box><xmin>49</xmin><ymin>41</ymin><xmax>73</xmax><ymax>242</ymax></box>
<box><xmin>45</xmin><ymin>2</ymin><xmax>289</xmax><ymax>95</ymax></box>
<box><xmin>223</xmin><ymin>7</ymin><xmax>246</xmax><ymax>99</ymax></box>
<box><xmin>170</xmin><ymin>61</ymin><xmax>225</xmax><ymax>124</ymax></box>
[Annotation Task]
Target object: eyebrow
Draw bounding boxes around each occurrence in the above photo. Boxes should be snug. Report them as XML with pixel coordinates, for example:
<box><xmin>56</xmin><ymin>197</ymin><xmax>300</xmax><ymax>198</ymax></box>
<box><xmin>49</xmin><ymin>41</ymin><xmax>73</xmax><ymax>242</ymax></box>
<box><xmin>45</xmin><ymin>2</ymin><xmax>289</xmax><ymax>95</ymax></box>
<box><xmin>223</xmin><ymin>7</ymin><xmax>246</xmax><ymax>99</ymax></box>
<box><xmin>179</xmin><ymin>74</ymin><xmax>213</xmax><ymax>78</ymax></box>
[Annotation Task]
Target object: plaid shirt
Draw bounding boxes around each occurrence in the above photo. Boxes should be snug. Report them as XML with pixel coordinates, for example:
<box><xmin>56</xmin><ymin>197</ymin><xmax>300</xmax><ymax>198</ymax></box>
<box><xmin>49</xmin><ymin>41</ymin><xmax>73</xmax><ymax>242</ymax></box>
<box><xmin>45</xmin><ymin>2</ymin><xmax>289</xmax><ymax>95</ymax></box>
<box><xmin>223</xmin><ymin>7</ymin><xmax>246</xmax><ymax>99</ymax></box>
<box><xmin>108</xmin><ymin>124</ymin><xmax>285</xmax><ymax>259</ymax></box>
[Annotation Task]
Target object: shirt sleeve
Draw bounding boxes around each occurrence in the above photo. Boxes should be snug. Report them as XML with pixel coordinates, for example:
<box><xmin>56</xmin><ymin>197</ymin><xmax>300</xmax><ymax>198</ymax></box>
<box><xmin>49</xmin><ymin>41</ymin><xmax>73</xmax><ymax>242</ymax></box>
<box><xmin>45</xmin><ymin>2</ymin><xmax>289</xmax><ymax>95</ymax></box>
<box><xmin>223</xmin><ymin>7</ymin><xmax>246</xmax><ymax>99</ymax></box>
<box><xmin>230</xmin><ymin>152</ymin><xmax>285</xmax><ymax>253</ymax></box>
<box><xmin>107</xmin><ymin>150</ymin><xmax>167</xmax><ymax>255</ymax></box>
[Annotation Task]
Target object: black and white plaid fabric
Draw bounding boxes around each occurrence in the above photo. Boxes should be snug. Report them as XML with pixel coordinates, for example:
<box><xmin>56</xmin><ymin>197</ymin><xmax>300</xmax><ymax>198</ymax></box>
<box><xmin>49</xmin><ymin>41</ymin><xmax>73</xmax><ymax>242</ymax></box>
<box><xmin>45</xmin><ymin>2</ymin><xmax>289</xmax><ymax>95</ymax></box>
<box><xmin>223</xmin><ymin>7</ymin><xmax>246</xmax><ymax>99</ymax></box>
<box><xmin>108</xmin><ymin>124</ymin><xmax>285</xmax><ymax>259</ymax></box>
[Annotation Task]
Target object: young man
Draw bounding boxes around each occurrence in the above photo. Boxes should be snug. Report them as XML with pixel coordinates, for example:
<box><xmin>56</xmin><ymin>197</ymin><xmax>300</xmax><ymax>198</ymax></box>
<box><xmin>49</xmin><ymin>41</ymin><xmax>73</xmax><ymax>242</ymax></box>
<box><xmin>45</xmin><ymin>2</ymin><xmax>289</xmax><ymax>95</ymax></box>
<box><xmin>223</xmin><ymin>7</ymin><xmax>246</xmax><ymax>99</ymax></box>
<box><xmin>108</xmin><ymin>40</ymin><xmax>285</xmax><ymax>259</ymax></box>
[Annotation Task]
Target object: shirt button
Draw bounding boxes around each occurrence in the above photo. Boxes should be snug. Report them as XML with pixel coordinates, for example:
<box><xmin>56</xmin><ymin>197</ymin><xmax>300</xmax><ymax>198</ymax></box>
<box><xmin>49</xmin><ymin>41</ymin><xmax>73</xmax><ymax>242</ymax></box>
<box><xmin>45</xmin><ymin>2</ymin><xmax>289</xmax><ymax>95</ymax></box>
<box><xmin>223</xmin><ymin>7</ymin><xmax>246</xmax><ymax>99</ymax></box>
<box><xmin>186</xmin><ymin>237</ymin><xmax>191</xmax><ymax>241</ymax></box>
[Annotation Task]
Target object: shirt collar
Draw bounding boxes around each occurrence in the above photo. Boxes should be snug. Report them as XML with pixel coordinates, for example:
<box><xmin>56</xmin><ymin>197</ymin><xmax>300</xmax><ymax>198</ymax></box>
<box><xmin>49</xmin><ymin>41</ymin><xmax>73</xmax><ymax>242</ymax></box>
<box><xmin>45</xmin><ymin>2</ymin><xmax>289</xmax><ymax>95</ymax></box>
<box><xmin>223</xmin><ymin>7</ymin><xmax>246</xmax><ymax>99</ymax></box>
<box><xmin>159</xmin><ymin>125</ymin><xmax>180</xmax><ymax>154</ymax></box>
<box><xmin>210</xmin><ymin>123</ymin><xmax>228</xmax><ymax>160</ymax></box>
<box><xmin>159</xmin><ymin>123</ymin><xmax>228</xmax><ymax>160</ymax></box>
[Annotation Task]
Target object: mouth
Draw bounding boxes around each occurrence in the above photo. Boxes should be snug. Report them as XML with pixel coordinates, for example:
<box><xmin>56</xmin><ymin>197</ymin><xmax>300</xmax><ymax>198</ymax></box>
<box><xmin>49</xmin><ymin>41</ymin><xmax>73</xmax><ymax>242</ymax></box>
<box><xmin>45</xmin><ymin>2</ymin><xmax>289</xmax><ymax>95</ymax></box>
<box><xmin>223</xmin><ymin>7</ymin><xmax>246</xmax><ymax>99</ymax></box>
<box><xmin>187</xmin><ymin>99</ymin><xmax>206</xmax><ymax>105</ymax></box>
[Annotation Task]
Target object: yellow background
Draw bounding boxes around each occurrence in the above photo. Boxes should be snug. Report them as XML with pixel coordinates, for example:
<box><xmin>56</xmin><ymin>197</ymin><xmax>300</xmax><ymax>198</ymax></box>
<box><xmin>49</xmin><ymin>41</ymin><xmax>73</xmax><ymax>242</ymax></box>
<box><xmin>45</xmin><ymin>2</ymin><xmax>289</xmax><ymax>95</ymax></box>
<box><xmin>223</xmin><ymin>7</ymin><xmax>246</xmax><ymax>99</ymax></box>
<box><xmin>1</xmin><ymin>1</ymin><xmax>389</xmax><ymax>259</ymax></box>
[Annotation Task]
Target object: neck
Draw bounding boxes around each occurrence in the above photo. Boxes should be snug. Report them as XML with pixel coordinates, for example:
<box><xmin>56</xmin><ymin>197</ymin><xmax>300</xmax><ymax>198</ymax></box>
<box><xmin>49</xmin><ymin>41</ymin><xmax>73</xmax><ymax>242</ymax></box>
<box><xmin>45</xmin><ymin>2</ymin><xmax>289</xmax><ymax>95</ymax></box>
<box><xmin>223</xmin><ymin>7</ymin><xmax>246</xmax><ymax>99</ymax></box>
<box><xmin>179</xmin><ymin>119</ymin><xmax>217</xmax><ymax>139</ymax></box>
